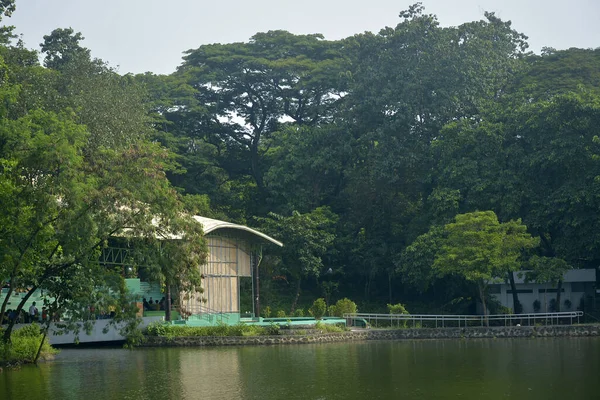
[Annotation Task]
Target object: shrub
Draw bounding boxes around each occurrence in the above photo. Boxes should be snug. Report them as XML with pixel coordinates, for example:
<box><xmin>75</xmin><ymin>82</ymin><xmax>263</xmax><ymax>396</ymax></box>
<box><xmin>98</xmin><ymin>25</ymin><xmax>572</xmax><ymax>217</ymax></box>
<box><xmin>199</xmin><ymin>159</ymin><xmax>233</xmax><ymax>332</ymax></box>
<box><xmin>564</xmin><ymin>299</ymin><xmax>572</xmax><ymax>310</ymax></box>
<box><xmin>329</xmin><ymin>298</ymin><xmax>357</xmax><ymax>317</ymax></box>
<box><xmin>144</xmin><ymin>322</ymin><xmax>267</xmax><ymax>337</ymax></box>
<box><xmin>513</xmin><ymin>299</ymin><xmax>523</xmax><ymax>314</ymax></box>
<box><xmin>276</xmin><ymin>310</ymin><xmax>287</xmax><ymax>318</ymax></box>
<box><xmin>314</xmin><ymin>320</ymin><xmax>345</xmax><ymax>333</ymax></box>
<box><xmin>533</xmin><ymin>300</ymin><xmax>541</xmax><ymax>313</ymax></box>
<box><xmin>388</xmin><ymin>303</ymin><xmax>410</xmax><ymax>328</ymax></box>
<box><xmin>1</xmin><ymin>324</ymin><xmax>58</xmax><ymax>365</ymax></box>
<box><xmin>387</xmin><ymin>303</ymin><xmax>409</xmax><ymax>315</ymax></box>
<box><xmin>309</xmin><ymin>298</ymin><xmax>327</xmax><ymax>319</ymax></box>
<box><xmin>265</xmin><ymin>323</ymin><xmax>280</xmax><ymax>335</ymax></box>
<box><xmin>145</xmin><ymin>321</ymin><xmax>170</xmax><ymax>336</ymax></box>
<box><xmin>262</xmin><ymin>306</ymin><xmax>272</xmax><ymax>318</ymax></box>
<box><xmin>549</xmin><ymin>298</ymin><xmax>557</xmax><ymax>312</ymax></box>
<box><xmin>293</xmin><ymin>308</ymin><xmax>305</xmax><ymax>317</ymax></box>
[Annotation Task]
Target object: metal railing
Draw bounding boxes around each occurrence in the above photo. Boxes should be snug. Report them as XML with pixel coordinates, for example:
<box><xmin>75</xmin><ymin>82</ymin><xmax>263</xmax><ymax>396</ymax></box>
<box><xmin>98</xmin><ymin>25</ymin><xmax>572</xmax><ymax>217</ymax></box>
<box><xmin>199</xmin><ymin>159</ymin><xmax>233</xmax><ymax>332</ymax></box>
<box><xmin>182</xmin><ymin>304</ymin><xmax>231</xmax><ymax>323</ymax></box>
<box><xmin>343</xmin><ymin>311</ymin><xmax>584</xmax><ymax>328</ymax></box>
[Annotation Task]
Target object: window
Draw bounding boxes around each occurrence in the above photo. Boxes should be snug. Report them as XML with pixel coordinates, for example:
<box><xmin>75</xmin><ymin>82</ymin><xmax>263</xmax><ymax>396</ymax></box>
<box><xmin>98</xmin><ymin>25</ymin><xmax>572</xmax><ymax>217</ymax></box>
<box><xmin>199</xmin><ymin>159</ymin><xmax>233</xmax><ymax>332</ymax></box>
<box><xmin>507</xmin><ymin>289</ymin><xmax>533</xmax><ymax>294</ymax></box>
<box><xmin>571</xmin><ymin>282</ymin><xmax>586</xmax><ymax>292</ymax></box>
<box><xmin>538</xmin><ymin>288</ymin><xmax>565</xmax><ymax>293</ymax></box>
<box><xmin>488</xmin><ymin>285</ymin><xmax>501</xmax><ymax>294</ymax></box>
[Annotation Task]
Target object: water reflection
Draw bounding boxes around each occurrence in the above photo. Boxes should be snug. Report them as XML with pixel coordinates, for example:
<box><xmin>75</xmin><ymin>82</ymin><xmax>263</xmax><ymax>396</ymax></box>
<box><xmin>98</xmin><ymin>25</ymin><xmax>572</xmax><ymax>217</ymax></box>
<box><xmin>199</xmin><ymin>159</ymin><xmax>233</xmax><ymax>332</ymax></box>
<box><xmin>1</xmin><ymin>338</ymin><xmax>599</xmax><ymax>400</ymax></box>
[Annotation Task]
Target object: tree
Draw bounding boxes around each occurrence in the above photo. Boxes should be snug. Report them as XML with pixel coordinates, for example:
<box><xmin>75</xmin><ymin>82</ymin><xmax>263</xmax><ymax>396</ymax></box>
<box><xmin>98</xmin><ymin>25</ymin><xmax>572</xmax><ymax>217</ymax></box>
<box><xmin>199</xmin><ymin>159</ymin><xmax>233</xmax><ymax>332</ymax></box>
<box><xmin>527</xmin><ymin>256</ymin><xmax>570</xmax><ymax>312</ymax></box>
<box><xmin>258</xmin><ymin>207</ymin><xmax>337</xmax><ymax>313</ymax></box>
<box><xmin>509</xmin><ymin>48</ymin><xmax>600</xmax><ymax>100</ymax></box>
<box><xmin>335</xmin><ymin>3</ymin><xmax>529</xmax><ymax>303</ymax></box>
<box><xmin>433</xmin><ymin>211</ymin><xmax>537</xmax><ymax>319</ymax></box>
<box><xmin>0</xmin><ymin>0</ymin><xmax>16</xmax><ymax>44</ymax></box>
<box><xmin>264</xmin><ymin>124</ymin><xmax>352</xmax><ymax>213</ymax></box>
<box><xmin>40</xmin><ymin>28</ymin><xmax>91</xmax><ymax>70</ymax></box>
<box><xmin>177</xmin><ymin>30</ymin><xmax>347</xmax><ymax>195</ymax></box>
<box><xmin>0</xmin><ymin>30</ymin><xmax>207</xmax><ymax>345</ymax></box>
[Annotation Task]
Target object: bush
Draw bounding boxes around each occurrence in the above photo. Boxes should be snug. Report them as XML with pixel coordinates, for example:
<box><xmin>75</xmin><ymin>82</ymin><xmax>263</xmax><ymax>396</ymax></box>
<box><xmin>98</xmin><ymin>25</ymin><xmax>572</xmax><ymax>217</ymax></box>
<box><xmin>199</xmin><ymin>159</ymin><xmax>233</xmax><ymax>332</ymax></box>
<box><xmin>276</xmin><ymin>310</ymin><xmax>287</xmax><ymax>318</ymax></box>
<box><xmin>329</xmin><ymin>298</ymin><xmax>357</xmax><ymax>317</ymax></box>
<box><xmin>293</xmin><ymin>308</ymin><xmax>305</xmax><ymax>317</ymax></box>
<box><xmin>145</xmin><ymin>321</ymin><xmax>170</xmax><ymax>336</ymax></box>
<box><xmin>387</xmin><ymin>303</ymin><xmax>409</xmax><ymax>315</ymax></box>
<box><xmin>533</xmin><ymin>300</ymin><xmax>541</xmax><ymax>313</ymax></box>
<box><xmin>265</xmin><ymin>323</ymin><xmax>280</xmax><ymax>336</ymax></box>
<box><xmin>549</xmin><ymin>298</ymin><xmax>557</xmax><ymax>312</ymax></box>
<box><xmin>314</xmin><ymin>320</ymin><xmax>345</xmax><ymax>333</ymax></box>
<box><xmin>0</xmin><ymin>324</ymin><xmax>58</xmax><ymax>365</ymax></box>
<box><xmin>262</xmin><ymin>306</ymin><xmax>272</xmax><ymax>318</ymax></box>
<box><xmin>309</xmin><ymin>298</ymin><xmax>327</xmax><ymax>319</ymax></box>
<box><xmin>388</xmin><ymin>303</ymin><xmax>410</xmax><ymax>328</ymax></box>
<box><xmin>144</xmin><ymin>322</ymin><xmax>267</xmax><ymax>337</ymax></box>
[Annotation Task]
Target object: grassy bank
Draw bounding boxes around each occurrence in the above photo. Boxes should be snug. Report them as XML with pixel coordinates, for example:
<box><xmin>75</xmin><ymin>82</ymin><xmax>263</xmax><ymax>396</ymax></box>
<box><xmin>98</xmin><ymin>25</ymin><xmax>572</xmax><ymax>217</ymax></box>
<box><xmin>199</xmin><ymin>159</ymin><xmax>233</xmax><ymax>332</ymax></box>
<box><xmin>0</xmin><ymin>324</ymin><xmax>58</xmax><ymax>366</ymax></box>
<box><xmin>144</xmin><ymin>321</ymin><xmax>345</xmax><ymax>339</ymax></box>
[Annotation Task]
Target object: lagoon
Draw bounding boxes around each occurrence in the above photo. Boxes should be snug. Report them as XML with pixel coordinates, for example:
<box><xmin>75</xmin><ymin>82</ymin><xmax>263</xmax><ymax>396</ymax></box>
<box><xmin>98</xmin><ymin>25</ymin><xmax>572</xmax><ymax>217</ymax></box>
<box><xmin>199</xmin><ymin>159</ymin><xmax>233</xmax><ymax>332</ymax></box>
<box><xmin>1</xmin><ymin>338</ymin><xmax>599</xmax><ymax>399</ymax></box>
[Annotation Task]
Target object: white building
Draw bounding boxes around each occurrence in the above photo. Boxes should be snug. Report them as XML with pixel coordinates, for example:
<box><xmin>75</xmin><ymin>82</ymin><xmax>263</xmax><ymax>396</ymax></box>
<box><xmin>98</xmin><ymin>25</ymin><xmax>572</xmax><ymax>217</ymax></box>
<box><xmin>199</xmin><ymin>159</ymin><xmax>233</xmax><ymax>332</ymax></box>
<box><xmin>489</xmin><ymin>269</ymin><xmax>596</xmax><ymax>313</ymax></box>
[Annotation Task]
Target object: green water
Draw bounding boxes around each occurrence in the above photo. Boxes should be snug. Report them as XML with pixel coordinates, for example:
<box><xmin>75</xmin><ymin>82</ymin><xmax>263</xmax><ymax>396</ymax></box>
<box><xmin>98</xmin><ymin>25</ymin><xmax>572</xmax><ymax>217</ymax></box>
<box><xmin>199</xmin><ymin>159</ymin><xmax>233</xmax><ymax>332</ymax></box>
<box><xmin>1</xmin><ymin>338</ymin><xmax>599</xmax><ymax>399</ymax></box>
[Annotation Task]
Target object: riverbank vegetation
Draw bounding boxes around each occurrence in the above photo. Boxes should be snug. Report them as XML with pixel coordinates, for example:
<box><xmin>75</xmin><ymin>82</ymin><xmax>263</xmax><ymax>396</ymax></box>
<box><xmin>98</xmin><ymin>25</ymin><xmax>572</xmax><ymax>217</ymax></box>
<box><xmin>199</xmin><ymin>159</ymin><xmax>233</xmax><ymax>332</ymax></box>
<box><xmin>0</xmin><ymin>324</ymin><xmax>57</xmax><ymax>366</ymax></box>
<box><xmin>2</xmin><ymin>0</ymin><xmax>600</xmax><ymax>353</ymax></box>
<box><xmin>143</xmin><ymin>320</ymin><xmax>345</xmax><ymax>339</ymax></box>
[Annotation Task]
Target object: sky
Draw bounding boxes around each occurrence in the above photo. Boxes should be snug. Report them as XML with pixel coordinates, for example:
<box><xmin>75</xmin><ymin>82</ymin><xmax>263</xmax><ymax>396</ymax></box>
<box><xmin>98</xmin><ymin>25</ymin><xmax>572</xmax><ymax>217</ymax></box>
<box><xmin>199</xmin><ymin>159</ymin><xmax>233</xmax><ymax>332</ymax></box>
<box><xmin>6</xmin><ymin>0</ymin><xmax>600</xmax><ymax>75</ymax></box>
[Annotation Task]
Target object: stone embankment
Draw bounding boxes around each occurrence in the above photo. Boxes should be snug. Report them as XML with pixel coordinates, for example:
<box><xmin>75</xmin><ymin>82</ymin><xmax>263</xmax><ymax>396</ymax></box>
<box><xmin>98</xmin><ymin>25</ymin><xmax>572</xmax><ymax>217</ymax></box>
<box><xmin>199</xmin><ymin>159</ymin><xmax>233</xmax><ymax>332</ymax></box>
<box><xmin>141</xmin><ymin>324</ymin><xmax>600</xmax><ymax>347</ymax></box>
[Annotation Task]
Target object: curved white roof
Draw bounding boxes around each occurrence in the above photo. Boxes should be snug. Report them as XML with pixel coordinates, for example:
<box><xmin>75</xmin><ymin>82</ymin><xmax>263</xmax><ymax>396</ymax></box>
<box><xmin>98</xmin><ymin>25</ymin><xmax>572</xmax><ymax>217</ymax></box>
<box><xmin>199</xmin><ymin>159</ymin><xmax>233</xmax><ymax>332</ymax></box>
<box><xmin>192</xmin><ymin>216</ymin><xmax>283</xmax><ymax>247</ymax></box>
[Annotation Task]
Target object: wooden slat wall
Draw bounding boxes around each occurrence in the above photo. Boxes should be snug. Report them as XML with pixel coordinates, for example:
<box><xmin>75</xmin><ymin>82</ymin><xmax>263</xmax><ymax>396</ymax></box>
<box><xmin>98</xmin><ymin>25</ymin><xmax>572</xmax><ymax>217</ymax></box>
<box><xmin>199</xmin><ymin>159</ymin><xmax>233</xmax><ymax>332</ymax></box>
<box><xmin>180</xmin><ymin>235</ymin><xmax>252</xmax><ymax>314</ymax></box>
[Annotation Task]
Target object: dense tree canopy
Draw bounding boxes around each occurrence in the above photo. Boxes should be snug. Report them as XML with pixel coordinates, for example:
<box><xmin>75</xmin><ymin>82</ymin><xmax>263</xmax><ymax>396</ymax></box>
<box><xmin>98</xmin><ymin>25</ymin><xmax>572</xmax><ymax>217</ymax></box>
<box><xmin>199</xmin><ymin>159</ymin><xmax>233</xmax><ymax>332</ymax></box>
<box><xmin>0</xmin><ymin>13</ymin><xmax>207</xmax><ymax>344</ymax></box>
<box><xmin>126</xmin><ymin>4</ymin><xmax>600</xmax><ymax>315</ymax></box>
<box><xmin>3</xmin><ymin>0</ymin><xmax>600</xmax><ymax>333</ymax></box>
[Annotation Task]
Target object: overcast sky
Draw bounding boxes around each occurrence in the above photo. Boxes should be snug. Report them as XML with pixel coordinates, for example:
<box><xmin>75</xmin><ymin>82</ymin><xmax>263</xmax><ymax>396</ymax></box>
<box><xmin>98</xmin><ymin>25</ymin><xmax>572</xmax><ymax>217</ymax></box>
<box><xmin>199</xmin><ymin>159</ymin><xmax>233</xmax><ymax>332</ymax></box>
<box><xmin>7</xmin><ymin>0</ymin><xmax>600</xmax><ymax>75</ymax></box>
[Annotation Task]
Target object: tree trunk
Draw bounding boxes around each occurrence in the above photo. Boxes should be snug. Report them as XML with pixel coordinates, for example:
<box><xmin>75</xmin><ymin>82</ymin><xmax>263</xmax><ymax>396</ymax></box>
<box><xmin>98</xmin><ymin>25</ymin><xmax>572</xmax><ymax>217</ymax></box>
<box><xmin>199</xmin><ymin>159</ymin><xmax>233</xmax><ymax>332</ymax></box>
<box><xmin>165</xmin><ymin>281</ymin><xmax>172</xmax><ymax>322</ymax></box>
<box><xmin>388</xmin><ymin>272</ymin><xmax>393</xmax><ymax>304</ymax></box>
<box><xmin>3</xmin><ymin>285</ymin><xmax>38</xmax><ymax>343</ymax></box>
<box><xmin>478</xmin><ymin>283</ymin><xmax>488</xmax><ymax>326</ymax></box>
<box><xmin>253</xmin><ymin>252</ymin><xmax>261</xmax><ymax>318</ymax></box>
<box><xmin>555</xmin><ymin>279</ymin><xmax>563</xmax><ymax>312</ymax></box>
<box><xmin>508</xmin><ymin>272</ymin><xmax>522</xmax><ymax>314</ymax></box>
<box><xmin>250</xmin><ymin>141</ymin><xmax>264</xmax><ymax>191</ymax></box>
<box><xmin>0</xmin><ymin>284</ymin><xmax>15</xmax><ymax>323</ymax></box>
<box><xmin>291</xmin><ymin>278</ymin><xmax>301</xmax><ymax>314</ymax></box>
<box><xmin>34</xmin><ymin>317</ymin><xmax>53</xmax><ymax>364</ymax></box>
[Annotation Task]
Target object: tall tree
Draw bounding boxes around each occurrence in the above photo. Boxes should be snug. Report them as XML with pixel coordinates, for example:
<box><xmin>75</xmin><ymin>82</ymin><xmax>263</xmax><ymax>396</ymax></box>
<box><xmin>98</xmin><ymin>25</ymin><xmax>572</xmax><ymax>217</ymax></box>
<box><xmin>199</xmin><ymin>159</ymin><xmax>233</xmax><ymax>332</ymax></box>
<box><xmin>433</xmin><ymin>211</ymin><xmax>537</xmax><ymax>318</ymax></box>
<box><xmin>177</xmin><ymin>30</ymin><xmax>347</xmax><ymax>196</ymax></box>
<box><xmin>0</xmin><ymin>28</ymin><xmax>208</xmax><ymax>344</ymax></box>
<box><xmin>258</xmin><ymin>207</ymin><xmax>337</xmax><ymax>313</ymax></box>
<box><xmin>40</xmin><ymin>27</ymin><xmax>91</xmax><ymax>70</ymax></box>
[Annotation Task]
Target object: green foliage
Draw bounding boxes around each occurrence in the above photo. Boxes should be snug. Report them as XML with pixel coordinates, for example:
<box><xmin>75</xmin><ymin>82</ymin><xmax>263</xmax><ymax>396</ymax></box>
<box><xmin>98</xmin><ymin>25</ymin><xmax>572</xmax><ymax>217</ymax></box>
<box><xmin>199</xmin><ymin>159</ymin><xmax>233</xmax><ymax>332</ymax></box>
<box><xmin>329</xmin><ymin>298</ymin><xmax>357</xmax><ymax>317</ymax></box>
<box><xmin>387</xmin><ymin>303</ymin><xmax>410</xmax><ymax>315</ymax></box>
<box><xmin>144</xmin><ymin>322</ymin><xmax>269</xmax><ymax>337</ymax></box>
<box><xmin>387</xmin><ymin>303</ymin><xmax>410</xmax><ymax>327</ymax></box>
<box><xmin>434</xmin><ymin>211</ymin><xmax>537</xmax><ymax>315</ymax></box>
<box><xmin>40</xmin><ymin>28</ymin><xmax>91</xmax><ymax>70</ymax></box>
<box><xmin>262</xmin><ymin>306</ymin><xmax>272</xmax><ymax>318</ymax></box>
<box><xmin>527</xmin><ymin>256</ymin><xmax>570</xmax><ymax>287</ymax></box>
<box><xmin>314</xmin><ymin>321</ymin><xmax>345</xmax><ymax>333</ymax></box>
<box><xmin>276</xmin><ymin>310</ymin><xmax>287</xmax><ymax>318</ymax></box>
<box><xmin>265</xmin><ymin>323</ymin><xmax>280</xmax><ymax>336</ymax></box>
<box><xmin>309</xmin><ymin>298</ymin><xmax>327</xmax><ymax>320</ymax></box>
<box><xmin>397</xmin><ymin>226</ymin><xmax>445</xmax><ymax>293</ymax></box>
<box><xmin>258</xmin><ymin>207</ymin><xmax>337</xmax><ymax>311</ymax></box>
<box><xmin>4</xmin><ymin>3</ymin><xmax>600</xmax><ymax>328</ymax></box>
<box><xmin>0</xmin><ymin>25</ymin><xmax>207</xmax><ymax>344</ymax></box>
<box><xmin>0</xmin><ymin>324</ymin><xmax>57</xmax><ymax>364</ymax></box>
<box><xmin>293</xmin><ymin>309</ymin><xmax>305</xmax><ymax>317</ymax></box>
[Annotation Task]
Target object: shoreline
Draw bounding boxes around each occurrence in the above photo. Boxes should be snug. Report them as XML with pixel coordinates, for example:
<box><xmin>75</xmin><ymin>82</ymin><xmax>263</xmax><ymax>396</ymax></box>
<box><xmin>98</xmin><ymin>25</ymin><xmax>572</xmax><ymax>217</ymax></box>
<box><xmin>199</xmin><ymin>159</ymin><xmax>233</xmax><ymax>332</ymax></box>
<box><xmin>139</xmin><ymin>324</ymin><xmax>600</xmax><ymax>347</ymax></box>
